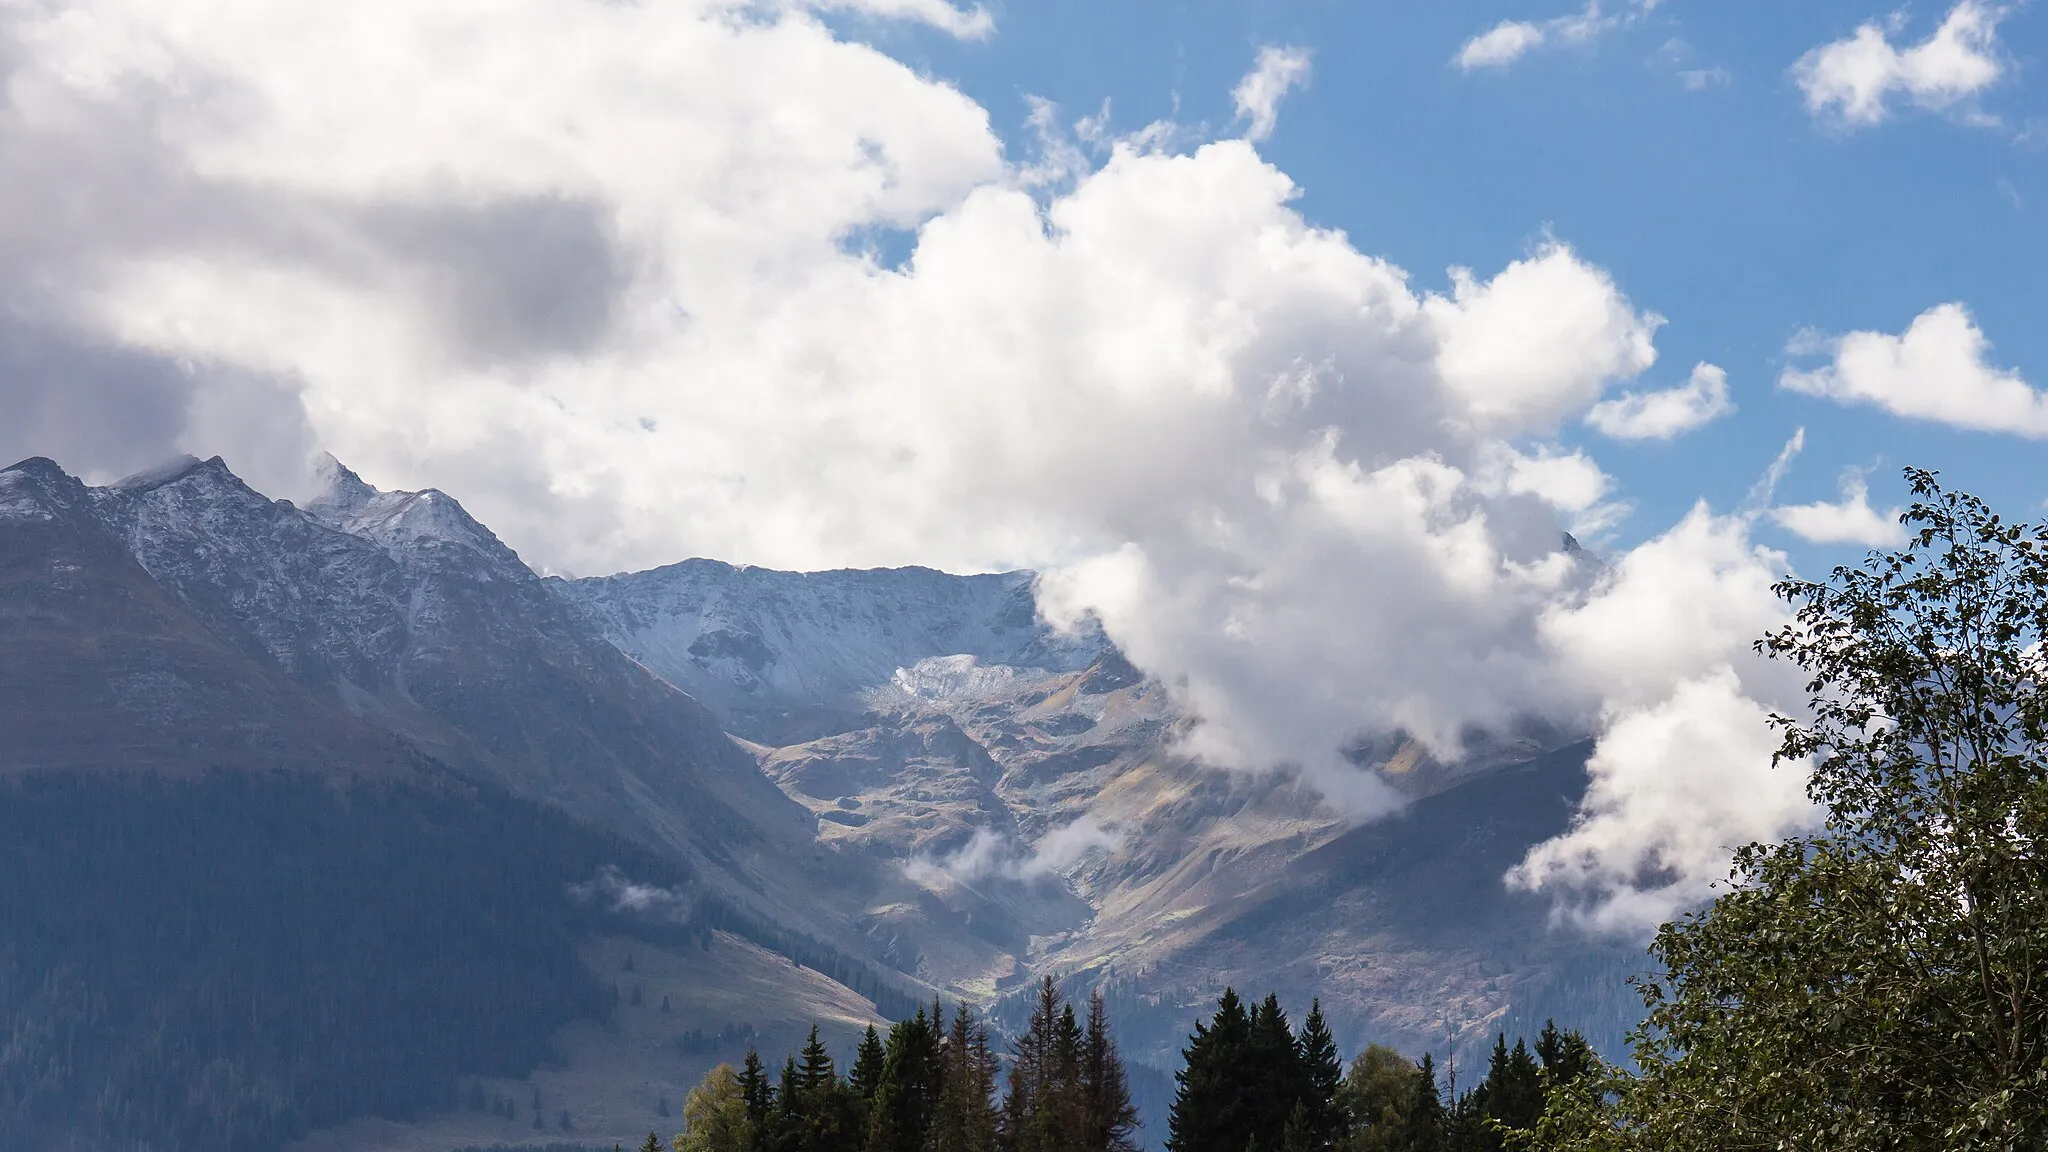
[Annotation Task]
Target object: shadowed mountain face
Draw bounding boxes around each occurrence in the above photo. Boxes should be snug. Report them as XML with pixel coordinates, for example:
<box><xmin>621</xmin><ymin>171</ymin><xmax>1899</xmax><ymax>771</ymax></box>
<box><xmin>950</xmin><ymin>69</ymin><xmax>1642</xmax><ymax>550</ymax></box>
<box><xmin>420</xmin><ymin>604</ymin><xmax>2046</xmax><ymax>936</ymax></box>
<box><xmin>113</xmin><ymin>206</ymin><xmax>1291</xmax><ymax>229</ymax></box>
<box><xmin>0</xmin><ymin>453</ymin><xmax>916</xmax><ymax>1151</ymax></box>
<box><xmin>61</xmin><ymin>454</ymin><xmax>824</xmax><ymax>917</ymax></box>
<box><xmin>0</xmin><ymin>458</ymin><xmax>411</xmax><ymax>778</ymax></box>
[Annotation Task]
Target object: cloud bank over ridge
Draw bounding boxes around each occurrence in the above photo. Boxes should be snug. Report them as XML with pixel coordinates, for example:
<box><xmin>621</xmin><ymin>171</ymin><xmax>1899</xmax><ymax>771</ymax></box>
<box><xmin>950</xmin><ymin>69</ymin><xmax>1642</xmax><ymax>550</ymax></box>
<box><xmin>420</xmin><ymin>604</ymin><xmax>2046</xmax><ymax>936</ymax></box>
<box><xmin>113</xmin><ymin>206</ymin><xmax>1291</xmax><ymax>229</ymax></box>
<box><xmin>0</xmin><ymin>0</ymin><xmax>1815</xmax><ymax>928</ymax></box>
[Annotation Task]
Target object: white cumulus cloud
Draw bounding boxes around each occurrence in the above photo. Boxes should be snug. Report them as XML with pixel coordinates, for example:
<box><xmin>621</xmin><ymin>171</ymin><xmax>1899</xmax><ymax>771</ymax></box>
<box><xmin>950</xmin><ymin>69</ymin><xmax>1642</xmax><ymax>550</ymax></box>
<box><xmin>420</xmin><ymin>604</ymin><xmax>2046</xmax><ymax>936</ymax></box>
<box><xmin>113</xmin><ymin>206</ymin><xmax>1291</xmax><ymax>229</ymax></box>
<box><xmin>1781</xmin><ymin>303</ymin><xmax>2046</xmax><ymax>435</ymax></box>
<box><xmin>1519</xmin><ymin>508</ymin><xmax>1815</xmax><ymax>928</ymax></box>
<box><xmin>1794</xmin><ymin>1</ymin><xmax>2010</xmax><ymax>128</ymax></box>
<box><xmin>0</xmin><ymin>1</ymin><xmax>1804</xmax><ymax>925</ymax></box>
<box><xmin>1772</xmin><ymin>471</ymin><xmax>1905</xmax><ymax>547</ymax></box>
<box><xmin>1585</xmin><ymin>363</ymin><xmax>1735</xmax><ymax>440</ymax></box>
<box><xmin>1233</xmin><ymin>46</ymin><xmax>1312</xmax><ymax>142</ymax></box>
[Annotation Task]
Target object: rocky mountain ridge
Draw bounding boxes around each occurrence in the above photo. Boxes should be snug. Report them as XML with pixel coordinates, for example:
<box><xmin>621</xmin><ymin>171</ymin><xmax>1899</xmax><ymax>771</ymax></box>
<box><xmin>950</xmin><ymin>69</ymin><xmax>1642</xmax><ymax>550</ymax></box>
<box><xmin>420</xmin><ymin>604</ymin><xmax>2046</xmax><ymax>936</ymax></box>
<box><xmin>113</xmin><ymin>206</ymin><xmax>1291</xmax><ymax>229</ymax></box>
<box><xmin>3</xmin><ymin>449</ymin><xmax>1640</xmax><ymax>1143</ymax></box>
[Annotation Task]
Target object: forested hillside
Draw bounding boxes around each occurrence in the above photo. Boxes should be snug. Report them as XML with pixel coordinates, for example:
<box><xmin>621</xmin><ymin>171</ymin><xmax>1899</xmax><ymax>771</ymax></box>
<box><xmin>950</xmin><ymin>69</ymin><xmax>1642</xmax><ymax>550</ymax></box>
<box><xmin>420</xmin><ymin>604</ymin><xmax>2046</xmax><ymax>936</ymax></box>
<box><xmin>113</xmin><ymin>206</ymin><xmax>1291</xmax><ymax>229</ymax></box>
<box><xmin>0</xmin><ymin>765</ymin><xmax>850</xmax><ymax>1152</ymax></box>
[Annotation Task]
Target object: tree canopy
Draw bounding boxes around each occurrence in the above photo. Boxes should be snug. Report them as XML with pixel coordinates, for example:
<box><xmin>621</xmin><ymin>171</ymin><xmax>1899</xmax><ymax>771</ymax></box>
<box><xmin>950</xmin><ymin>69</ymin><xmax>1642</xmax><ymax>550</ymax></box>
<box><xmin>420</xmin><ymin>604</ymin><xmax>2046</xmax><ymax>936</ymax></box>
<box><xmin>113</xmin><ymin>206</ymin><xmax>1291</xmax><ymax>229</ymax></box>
<box><xmin>1534</xmin><ymin>469</ymin><xmax>2048</xmax><ymax>1151</ymax></box>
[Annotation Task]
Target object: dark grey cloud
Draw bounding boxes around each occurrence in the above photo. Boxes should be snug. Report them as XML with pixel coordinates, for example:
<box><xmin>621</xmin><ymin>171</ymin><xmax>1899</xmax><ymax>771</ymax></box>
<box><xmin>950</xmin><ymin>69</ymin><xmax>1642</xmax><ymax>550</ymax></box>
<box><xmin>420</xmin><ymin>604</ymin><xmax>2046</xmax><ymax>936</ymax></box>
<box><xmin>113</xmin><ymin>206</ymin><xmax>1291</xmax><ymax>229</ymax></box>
<box><xmin>358</xmin><ymin>196</ymin><xmax>625</xmax><ymax>364</ymax></box>
<box><xmin>0</xmin><ymin>319</ymin><xmax>193</xmax><ymax>477</ymax></box>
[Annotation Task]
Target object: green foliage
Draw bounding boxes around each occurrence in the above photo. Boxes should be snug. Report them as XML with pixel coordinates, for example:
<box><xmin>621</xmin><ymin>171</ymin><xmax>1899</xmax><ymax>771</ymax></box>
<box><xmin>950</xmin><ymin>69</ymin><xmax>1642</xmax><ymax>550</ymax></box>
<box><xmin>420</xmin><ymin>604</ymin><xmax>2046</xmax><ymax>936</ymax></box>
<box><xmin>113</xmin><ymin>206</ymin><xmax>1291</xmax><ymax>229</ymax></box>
<box><xmin>850</xmin><ymin>1025</ymin><xmax>887</xmax><ymax>1108</ymax></box>
<box><xmin>1002</xmin><ymin>977</ymin><xmax>1088</xmax><ymax>1152</ymax></box>
<box><xmin>932</xmin><ymin>1005</ymin><xmax>1001</xmax><ymax>1152</ymax></box>
<box><xmin>868</xmin><ymin>1010</ymin><xmax>942</xmax><ymax>1152</ymax></box>
<box><xmin>1166</xmin><ymin>987</ymin><xmax>1254</xmax><ymax>1152</ymax></box>
<box><xmin>1542</xmin><ymin>471</ymin><xmax>2048</xmax><ymax>1150</ymax></box>
<box><xmin>678</xmin><ymin>1064</ymin><xmax>751</xmax><ymax>1152</ymax></box>
<box><xmin>1295</xmin><ymin>1001</ymin><xmax>1347</xmax><ymax>1152</ymax></box>
<box><xmin>1081</xmin><ymin>990</ymin><xmax>1142</xmax><ymax>1152</ymax></box>
<box><xmin>1341</xmin><ymin>1043</ymin><xmax>1423</xmax><ymax>1152</ymax></box>
<box><xmin>707</xmin><ymin>992</ymin><xmax>1129</xmax><ymax>1152</ymax></box>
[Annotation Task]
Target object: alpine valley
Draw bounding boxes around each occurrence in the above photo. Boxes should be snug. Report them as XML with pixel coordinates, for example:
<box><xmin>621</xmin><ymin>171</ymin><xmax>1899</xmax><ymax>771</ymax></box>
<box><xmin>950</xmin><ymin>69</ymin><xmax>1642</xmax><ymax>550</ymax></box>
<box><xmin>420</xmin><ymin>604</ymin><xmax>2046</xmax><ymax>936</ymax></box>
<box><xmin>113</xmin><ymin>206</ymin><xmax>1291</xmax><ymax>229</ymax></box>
<box><xmin>0</xmin><ymin>452</ymin><xmax>1642</xmax><ymax>1152</ymax></box>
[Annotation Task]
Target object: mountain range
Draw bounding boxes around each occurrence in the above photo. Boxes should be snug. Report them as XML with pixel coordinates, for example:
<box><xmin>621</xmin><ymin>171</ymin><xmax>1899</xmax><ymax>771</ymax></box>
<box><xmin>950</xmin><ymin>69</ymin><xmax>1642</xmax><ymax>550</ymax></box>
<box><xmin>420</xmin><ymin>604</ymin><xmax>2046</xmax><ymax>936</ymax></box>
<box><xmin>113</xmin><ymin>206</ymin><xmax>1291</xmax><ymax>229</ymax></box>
<box><xmin>0</xmin><ymin>452</ymin><xmax>1642</xmax><ymax>1152</ymax></box>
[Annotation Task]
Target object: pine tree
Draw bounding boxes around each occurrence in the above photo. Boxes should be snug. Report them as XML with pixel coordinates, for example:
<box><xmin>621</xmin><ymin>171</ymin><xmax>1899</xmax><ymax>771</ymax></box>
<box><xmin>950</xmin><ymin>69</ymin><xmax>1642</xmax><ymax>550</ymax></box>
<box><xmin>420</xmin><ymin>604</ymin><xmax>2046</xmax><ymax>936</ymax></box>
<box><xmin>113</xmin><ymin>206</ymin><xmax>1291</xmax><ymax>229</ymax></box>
<box><xmin>798</xmin><ymin>1026</ymin><xmax>837</xmax><ymax>1096</ymax></box>
<box><xmin>642</xmin><ymin>1134</ymin><xmax>660</xmax><ymax>1152</ymax></box>
<box><xmin>759</xmin><ymin>1030</ymin><xmax>858</xmax><ymax>1152</ymax></box>
<box><xmin>771</xmin><ymin>1056</ymin><xmax>802</xmax><ymax>1152</ymax></box>
<box><xmin>1165</xmin><ymin>988</ymin><xmax>1253</xmax><ymax>1152</ymax></box>
<box><xmin>1281</xmin><ymin>1101</ymin><xmax>1312</xmax><ymax>1152</ymax></box>
<box><xmin>1479</xmin><ymin>1037</ymin><xmax>1542</xmax><ymax>1136</ymax></box>
<box><xmin>1079</xmin><ymin>990</ymin><xmax>1139</xmax><ymax>1152</ymax></box>
<box><xmin>1293</xmin><ymin>1001</ymin><xmax>1344</xmax><ymax>1152</ymax></box>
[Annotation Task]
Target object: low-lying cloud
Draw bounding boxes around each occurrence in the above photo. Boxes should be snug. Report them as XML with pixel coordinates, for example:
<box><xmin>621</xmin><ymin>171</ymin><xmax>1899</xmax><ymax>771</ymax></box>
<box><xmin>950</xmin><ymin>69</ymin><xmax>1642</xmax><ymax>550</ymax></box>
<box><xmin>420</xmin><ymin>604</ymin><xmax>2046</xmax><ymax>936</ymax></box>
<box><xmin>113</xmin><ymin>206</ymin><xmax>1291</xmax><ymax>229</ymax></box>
<box><xmin>905</xmin><ymin>817</ymin><xmax>1123</xmax><ymax>887</ymax></box>
<box><xmin>0</xmin><ymin>0</ymin><xmax>1823</xmax><ymax>928</ymax></box>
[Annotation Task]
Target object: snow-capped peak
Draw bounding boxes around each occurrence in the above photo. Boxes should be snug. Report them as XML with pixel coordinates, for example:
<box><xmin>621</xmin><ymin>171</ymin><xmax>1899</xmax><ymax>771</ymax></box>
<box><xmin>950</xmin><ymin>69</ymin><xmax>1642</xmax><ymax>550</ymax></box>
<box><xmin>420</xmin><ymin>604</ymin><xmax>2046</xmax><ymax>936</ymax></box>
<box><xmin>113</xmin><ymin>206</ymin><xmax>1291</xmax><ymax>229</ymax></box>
<box><xmin>0</xmin><ymin>456</ymin><xmax>83</xmax><ymax>522</ymax></box>
<box><xmin>110</xmin><ymin>454</ymin><xmax>207</xmax><ymax>491</ymax></box>
<box><xmin>301</xmin><ymin>455</ymin><xmax>524</xmax><ymax>571</ymax></box>
<box><xmin>306</xmin><ymin>452</ymin><xmax>378</xmax><ymax>518</ymax></box>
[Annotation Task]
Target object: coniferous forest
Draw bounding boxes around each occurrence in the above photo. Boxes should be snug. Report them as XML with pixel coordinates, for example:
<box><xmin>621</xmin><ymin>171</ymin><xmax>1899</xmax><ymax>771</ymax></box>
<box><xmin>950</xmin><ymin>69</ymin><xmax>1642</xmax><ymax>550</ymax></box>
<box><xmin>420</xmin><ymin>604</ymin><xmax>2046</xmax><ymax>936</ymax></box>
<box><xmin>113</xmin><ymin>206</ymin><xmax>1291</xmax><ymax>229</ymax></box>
<box><xmin>0</xmin><ymin>768</ymin><xmax>657</xmax><ymax>1152</ymax></box>
<box><xmin>0</xmin><ymin>766</ymin><xmax>919</xmax><ymax>1152</ymax></box>
<box><xmin>635</xmin><ymin>978</ymin><xmax>1596</xmax><ymax>1152</ymax></box>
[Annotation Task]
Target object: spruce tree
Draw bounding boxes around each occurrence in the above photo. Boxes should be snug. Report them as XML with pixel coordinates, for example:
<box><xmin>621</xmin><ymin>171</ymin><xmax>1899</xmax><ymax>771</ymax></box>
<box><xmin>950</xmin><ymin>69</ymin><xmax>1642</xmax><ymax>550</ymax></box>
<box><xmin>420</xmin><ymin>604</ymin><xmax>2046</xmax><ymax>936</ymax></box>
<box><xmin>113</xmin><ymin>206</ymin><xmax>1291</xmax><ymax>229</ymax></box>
<box><xmin>869</xmin><ymin>1009</ymin><xmax>941</xmax><ymax>1152</ymax></box>
<box><xmin>789</xmin><ymin>1026</ymin><xmax>858</xmax><ymax>1152</ymax></box>
<box><xmin>1079</xmin><ymin>990</ymin><xmax>1139</xmax><ymax>1152</ymax></box>
<box><xmin>740</xmin><ymin>1049</ymin><xmax>775</xmax><ymax>1152</ymax></box>
<box><xmin>1293</xmin><ymin>1000</ymin><xmax>1344</xmax><ymax>1152</ymax></box>
<box><xmin>1246</xmin><ymin>994</ymin><xmax>1301</xmax><ymax>1151</ymax></box>
<box><xmin>771</xmin><ymin>1056</ymin><xmax>802</xmax><ymax>1152</ymax></box>
<box><xmin>932</xmin><ymin>1004</ymin><xmax>1001</xmax><ymax>1152</ymax></box>
<box><xmin>1531</xmin><ymin>1020</ymin><xmax>1594</xmax><ymax>1095</ymax></box>
<box><xmin>1481</xmin><ymin>1037</ymin><xmax>1541</xmax><ymax>1135</ymax></box>
<box><xmin>1401</xmin><ymin>1054</ymin><xmax>1445</xmax><ymax>1152</ymax></box>
<box><xmin>1165</xmin><ymin>988</ymin><xmax>1253</xmax><ymax>1152</ymax></box>
<box><xmin>851</xmin><ymin>1025</ymin><xmax>887</xmax><ymax>1107</ymax></box>
<box><xmin>1003</xmin><ymin>977</ymin><xmax>1084</xmax><ymax>1152</ymax></box>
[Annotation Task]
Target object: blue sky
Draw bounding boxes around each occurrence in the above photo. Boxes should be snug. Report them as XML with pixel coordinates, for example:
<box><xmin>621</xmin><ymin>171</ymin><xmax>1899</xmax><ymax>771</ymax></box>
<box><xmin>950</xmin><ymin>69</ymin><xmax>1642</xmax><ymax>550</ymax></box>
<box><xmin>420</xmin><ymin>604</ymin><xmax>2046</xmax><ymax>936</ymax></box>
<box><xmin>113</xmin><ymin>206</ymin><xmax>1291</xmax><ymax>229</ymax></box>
<box><xmin>850</xmin><ymin>0</ymin><xmax>2045</xmax><ymax>565</ymax></box>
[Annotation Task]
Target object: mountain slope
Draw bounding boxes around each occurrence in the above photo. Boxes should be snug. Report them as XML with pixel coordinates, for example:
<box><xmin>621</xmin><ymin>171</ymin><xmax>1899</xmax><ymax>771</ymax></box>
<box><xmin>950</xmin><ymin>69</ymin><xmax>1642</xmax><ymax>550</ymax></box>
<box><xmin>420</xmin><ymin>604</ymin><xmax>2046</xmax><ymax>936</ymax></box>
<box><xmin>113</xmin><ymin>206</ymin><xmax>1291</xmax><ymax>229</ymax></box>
<box><xmin>0</xmin><ymin>453</ymin><xmax>919</xmax><ymax>1152</ymax></box>
<box><xmin>86</xmin><ymin>454</ymin><xmax>829</xmax><ymax>923</ymax></box>
<box><xmin>554</xmin><ymin>559</ymin><xmax>1107</xmax><ymax>743</ymax></box>
<box><xmin>0</xmin><ymin>458</ymin><xmax>410</xmax><ymax>777</ymax></box>
<box><xmin>566</xmin><ymin>546</ymin><xmax>1627</xmax><ymax>1067</ymax></box>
